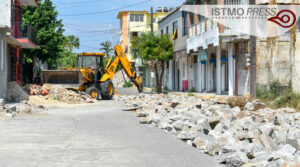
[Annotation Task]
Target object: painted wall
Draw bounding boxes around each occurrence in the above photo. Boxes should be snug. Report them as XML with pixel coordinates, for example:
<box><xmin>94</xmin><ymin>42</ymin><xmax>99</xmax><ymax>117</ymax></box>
<box><xmin>0</xmin><ymin>0</ymin><xmax>11</xmax><ymax>28</ymax></box>
<box><xmin>121</xmin><ymin>13</ymin><xmax>128</xmax><ymax>53</ymax></box>
<box><xmin>256</xmin><ymin>36</ymin><xmax>293</xmax><ymax>88</ymax></box>
<box><xmin>0</xmin><ymin>30</ymin><xmax>8</xmax><ymax>99</ymax></box>
<box><xmin>293</xmin><ymin>32</ymin><xmax>300</xmax><ymax>93</ymax></box>
<box><xmin>158</xmin><ymin>9</ymin><xmax>188</xmax><ymax>52</ymax></box>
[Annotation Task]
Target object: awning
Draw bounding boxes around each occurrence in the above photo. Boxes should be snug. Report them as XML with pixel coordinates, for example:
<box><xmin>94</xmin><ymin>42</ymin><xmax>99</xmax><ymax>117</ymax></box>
<box><xmin>187</xmin><ymin>27</ymin><xmax>219</xmax><ymax>53</ymax></box>
<box><xmin>6</xmin><ymin>35</ymin><xmax>21</xmax><ymax>47</ymax></box>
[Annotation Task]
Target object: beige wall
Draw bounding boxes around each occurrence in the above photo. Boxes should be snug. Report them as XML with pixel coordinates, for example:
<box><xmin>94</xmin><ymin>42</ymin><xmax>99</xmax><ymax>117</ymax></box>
<box><xmin>256</xmin><ymin>33</ymin><xmax>300</xmax><ymax>93</ymax></box>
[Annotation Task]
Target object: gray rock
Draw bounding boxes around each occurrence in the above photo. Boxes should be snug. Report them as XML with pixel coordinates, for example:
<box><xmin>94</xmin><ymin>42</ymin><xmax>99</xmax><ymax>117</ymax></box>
<box><xmin>245</xmin><ymin>102</ymin><xmax>255</xmax><ymax>111</ymax></box>
<box><xmin>273</xmin><ymin>144</ymin><xmax>296</xmax><ymax>161</ymax></box>
<box><xmin>218</xmin><ymin>151</ymin><xmax>248</xmax><ymax>167</ymax></box>
<box><xmin>286</xmin><ymin>138</ymin><xmax>300</xmax><ymax>151</ymax></box>
<box><xmin>177</xmin><ymin>130</ymin><xmax>197</xmax><ymax>140</ymax></box>
<box><xmin>173</xmin><ymin>121</ymin><xmax>184</xmax><ymax>131</ymax></box>
<box><xmin>253</xmin><ymin>151</ymin><xmax>274</xmax><ymax>161</ymax></box>
<box><xmin>139</xmin><ymin>117</ymin><xmax>152</xmax><ymax>124</ymax></box>
<box><xmin>197</xmin><ymin>119</ymin><xmax>211</xmax><ymax>134</ymax></box>
<box><xmin>259</xmin><ymin>133</ymin><xmax>278</xmax><ymax>151</ymax></box>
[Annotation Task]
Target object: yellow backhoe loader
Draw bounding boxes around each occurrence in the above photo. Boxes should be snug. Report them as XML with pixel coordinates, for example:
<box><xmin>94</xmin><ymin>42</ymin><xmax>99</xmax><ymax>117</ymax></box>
<box><xmin>42</xmin><ymin>45</ymin><xmax>143</xmax><ymax>99</ymax></box>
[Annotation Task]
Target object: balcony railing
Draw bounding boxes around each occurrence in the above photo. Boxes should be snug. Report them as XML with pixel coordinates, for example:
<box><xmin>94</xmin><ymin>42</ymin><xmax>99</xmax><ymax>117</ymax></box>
<box><xmin>11</xmin><ymin>22</ymin><xmax>36</xmax><ymax>44</ymax></box>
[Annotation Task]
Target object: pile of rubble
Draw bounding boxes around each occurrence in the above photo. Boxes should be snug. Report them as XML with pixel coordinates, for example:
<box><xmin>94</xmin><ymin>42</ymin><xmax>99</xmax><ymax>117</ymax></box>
<box><xmin>0</xmin><ymin>100</ymin><xmax>45</xmax><ymax>118</ymax></box>
<box><xmin>27</xmin><ymin>84</ymin><xmax>96</xmax><ymax>104</ymax></box>
<box><xmin>113</xmin><ymin>70</ymin><xmax>128</xmax><ymax>87</ymax></box>
<box><xmin>118</xmin><ymin>93</ymin><xmax>300</xmax><ymax>167</ymax></box>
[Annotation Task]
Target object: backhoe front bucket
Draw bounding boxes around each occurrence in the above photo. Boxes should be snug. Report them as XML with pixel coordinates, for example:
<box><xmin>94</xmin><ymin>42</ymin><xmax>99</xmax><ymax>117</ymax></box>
<box><xmin>42</xmin><ymin>70</ymin><xmax>83</xmax><ymax>88</ymax></box>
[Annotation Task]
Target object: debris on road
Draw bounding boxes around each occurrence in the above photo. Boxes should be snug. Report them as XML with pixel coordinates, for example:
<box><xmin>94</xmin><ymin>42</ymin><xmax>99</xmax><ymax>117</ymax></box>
<box><xmin>118</xmin><ymin>93</ymin><xmax>300</xmax><ymax>167</ymax></box>
<box><xmin>0</xmin><ymin>100</ymin><xmax>45</xmax><ymax>118</ymax></box>
<box><xmin>26</xmin><ymin>84</ymin><xmax>97</xmax><ymax>105</ymax></box>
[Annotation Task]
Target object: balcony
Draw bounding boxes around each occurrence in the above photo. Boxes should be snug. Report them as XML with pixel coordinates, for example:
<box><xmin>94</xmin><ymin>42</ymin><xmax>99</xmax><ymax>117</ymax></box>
<box><xmin>12</xmin><ymin>22</ymin><xmax>36</xmax><ymax>49</ymax></box>
<box><xmin>19</xmin><ymin>0</ymin><xmax>38</xmax><ymax>6</ymax></box>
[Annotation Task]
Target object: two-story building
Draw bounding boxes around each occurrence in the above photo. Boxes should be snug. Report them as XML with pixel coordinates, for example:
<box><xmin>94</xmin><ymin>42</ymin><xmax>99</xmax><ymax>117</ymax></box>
<box><xmin>117</xmin><ymin>8</ymin><xmax>168</xmax><ymax>87</ymax></box>
<box><xmin>158</xmin><ymin>6</ymin><xmax>189</xmax><ymax>91</ymax></box>
<box><xmin>185</xmin><ymin>0</ymin><xmax>250</xmax><ymax>95</ymax></box>
<box><xmin>0</xmin><ymin>0</ymin><xmax>37</xmax><ymax>100</ymax></box>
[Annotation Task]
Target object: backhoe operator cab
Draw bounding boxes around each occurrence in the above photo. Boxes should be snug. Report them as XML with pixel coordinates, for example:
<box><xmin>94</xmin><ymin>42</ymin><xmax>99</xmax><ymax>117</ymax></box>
<box><xmin>77</xmin><ymin>52</ymin><xmax>114</xmax><ymax>100</ymax></box>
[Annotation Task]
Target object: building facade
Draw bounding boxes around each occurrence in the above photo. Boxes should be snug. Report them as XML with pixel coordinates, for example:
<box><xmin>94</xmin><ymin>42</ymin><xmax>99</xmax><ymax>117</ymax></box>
<box><xmin>256</xmin><ymin>22</ymin><xmax>300</xmax><ymax>93</ymax></box>
<box><xmin>0</xmin><ymin>0</ymin><xmax>37</xmax><ymax>100</ymax></box>
<box><xmin>117</xmin><ymin>9</ymin><xmax>169</xmax><ymax>87</ymax></box>
<box><xmin>158</xmin><ymin>6</ymin><xmax>189</xmax><ymax>91</ymax></box>
<box><xmin>0</xmin><ymin>26</ymin><xmax>10</xmax><ymax>99</ymax></box>
<box><xmin>185</xmin><ymin>0</ymin><xmax>250</xmax><ymax>95</ymax></box>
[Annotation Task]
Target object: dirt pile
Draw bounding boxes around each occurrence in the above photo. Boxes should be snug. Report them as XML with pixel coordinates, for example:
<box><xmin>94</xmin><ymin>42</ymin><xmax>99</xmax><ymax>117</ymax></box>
<box><xmin>27</xmin><ymin>84</ymin><xmax>96</xmax><ymax>105</ymax></box>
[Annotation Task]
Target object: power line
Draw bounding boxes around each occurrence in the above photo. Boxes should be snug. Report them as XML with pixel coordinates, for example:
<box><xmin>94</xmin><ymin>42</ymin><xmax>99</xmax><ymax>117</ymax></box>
<box><xmin>56</xmin><ymin>0</ymin><xmax>109</xmax><ymax>5</ymax></box>
<box><xmin>61</xmin><ymin>0</ymin><xmax>151</xmax><ymax>16</ymax></box>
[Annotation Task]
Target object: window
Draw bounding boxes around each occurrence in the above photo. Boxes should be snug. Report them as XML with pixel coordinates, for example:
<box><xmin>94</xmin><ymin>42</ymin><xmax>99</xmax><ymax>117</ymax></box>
<box><xmin>132</xmin><ymin>32</ymin><xmax>138</xmax><ymax>37</ymax></box>
<box><xmin>182</xmin><ymin>12</ymin><xmax>188</xmax><ymax>36</ymax></box>
<box><xmin>166</xmin><ymin>26</ymin><xmax>169</xmax><ymax>34</ymax></box>
<box><xmin>0</xmin><ymin>39</ymin><xmax>4</xmax><ymax>71</ymax></box>
<box><xmin>130</xmin><ymin>14</ymin><xmax>144</xmax><ymax>22</ymax></box>
<box><xmin>194</xmin><ymin>55</ymin><xmax>198</xmax><ymax>63</ymax></box>
<box><xmin>161</xmin><ymin>29</ymin><xmax>163</xmax><ymax>34</ymax></box>
<box><xmin>173</xmin><ymin>21</ymin><xmax>178</xmax><ymax>34</ymax></box>
<box><xmin>172</xmin><ymin>21</ymin><xmax>178</xmax><ymax>39</ymax></box>
<box><xmin>189</xmin><ymin>13</ymin><xmax>195</xmax><ymax>25</ymax></box>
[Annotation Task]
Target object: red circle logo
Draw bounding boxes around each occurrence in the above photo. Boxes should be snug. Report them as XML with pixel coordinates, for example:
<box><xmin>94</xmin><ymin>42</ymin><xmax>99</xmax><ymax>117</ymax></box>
<box><xmin>267</xmin><ymin>9</ymin><xmax>296</xmax><ymax>28</ymax></box>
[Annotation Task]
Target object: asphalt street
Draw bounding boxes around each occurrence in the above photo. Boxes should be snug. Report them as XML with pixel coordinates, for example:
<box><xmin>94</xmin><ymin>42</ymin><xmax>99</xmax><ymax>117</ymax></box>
<box><xmin>0</xmin><ymin>88</ymin><xmax>219</xmax><ymax>167</ymax></box>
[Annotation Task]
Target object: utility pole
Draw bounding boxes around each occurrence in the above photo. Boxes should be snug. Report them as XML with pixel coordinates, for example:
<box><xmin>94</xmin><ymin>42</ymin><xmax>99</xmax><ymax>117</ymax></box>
<box><xmin>150</xmin><ymin>6</ymin><xmax>154</xmax><ymax>92</ymax></box>
<box><xmin>150</xmin><ymin>7</ymin><xmax>154</xmax><ymax>34</ymax></box>
<box><xmin>250</xmin><ymin>0</ymin><xmax>257</xmax><ymax>98</ymax></box>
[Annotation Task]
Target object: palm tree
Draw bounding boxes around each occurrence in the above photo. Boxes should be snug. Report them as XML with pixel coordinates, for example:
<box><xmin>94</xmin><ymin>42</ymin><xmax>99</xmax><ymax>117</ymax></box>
<box><xmin>100</xmin><ymin>41</ymin><xmax>113</xmax><ymax>57</ymax></box>
<box><xmin>65</xmin><ymin>35</ymin><xmax>80</xmax><ymax>52</ymax></box>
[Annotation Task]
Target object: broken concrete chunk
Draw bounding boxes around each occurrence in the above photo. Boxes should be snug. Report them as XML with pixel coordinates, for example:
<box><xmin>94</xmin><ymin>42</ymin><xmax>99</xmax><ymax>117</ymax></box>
<box><xmin>139</xmin><ymin>117</ymin><xmax>152</xmax><ymax>124</ymax></box>
<box><xmin>219</xmin><ymin>151</ymin><xmax>248</xmax><ymax>167</ymax></box>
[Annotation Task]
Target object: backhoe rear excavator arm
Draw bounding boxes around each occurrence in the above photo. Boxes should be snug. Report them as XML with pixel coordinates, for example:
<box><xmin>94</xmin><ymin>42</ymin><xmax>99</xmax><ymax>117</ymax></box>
<box><xmin>100</xmin><ymin>45</ymin><xmax>143</xmax><ymax>93</ymax></box>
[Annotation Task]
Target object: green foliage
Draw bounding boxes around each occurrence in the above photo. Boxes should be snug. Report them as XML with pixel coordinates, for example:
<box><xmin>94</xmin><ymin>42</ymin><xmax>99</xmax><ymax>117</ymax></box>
<box><xmin>57</xmin><ymin>35</ymin><xmax>80</xmax><ymax>68</ymax></box>
<box><xmin>100</xmin><ymin>41</ymin><xmax>113</xmax><ymax>57</ymax></box>
<box><xmin>188</xmin><ymin>93</ymin><xmax>195</xmax><ymax>97</ymax></box>
<box><xmin>100</xmin><ymin>41</ymin><xmax>121</xmax><ymax>71</ymax></box>
<box><xmin>269</xmin><ymin>80</ymin><xmax>281</xmax><ymax>98</ymax></box>
<box><xmin>130</xmin><ymin>33</ymin><xmax>173</xmax><ymax>62</ymax></box>
<box><xmin>130</xmin><ymin>33</ymin><xmax>173</xmax><ymax>93</ymax></box>
<box><xmin>23</xmin><ymin>0</ymin><xmax>65</xmax><ymax>69</ymax></box>
<box><xmin>274</xmin><ymin>91</ymin><xmax>300</xmax><ymax>109</ymax></box>
<box><xmin>257</xmin><ymin>80</ymin><xmax>282</xmax><ymax>100</ymax></box>
<box><xmin>122</xmin><ymin>80</ymin><xmax>133</xmax><ymax>88</ymax></box>
<box><xmin>257</xmin><ymin>80</ymin><xmax>300</xmax><ymax>110</ymax></box>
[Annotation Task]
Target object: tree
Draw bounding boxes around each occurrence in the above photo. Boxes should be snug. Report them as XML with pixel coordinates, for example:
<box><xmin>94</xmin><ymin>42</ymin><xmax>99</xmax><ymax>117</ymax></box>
<box><xmin>100</xmin><ymin>41</ymin><xmax>113</xmax><ymax>57</ymax></box>
<box><xmin>130</xmin><ymin>33</ymin><xmax>173</xmax><ymax>93</ymax></box>
<box><xmin>58</xmin><ymin>35</ymin><xmax>80</xmax><ymax>68</ymax></box>
<box><xmin>23</xmin><ymin>0</ymin><xmax>65</xmax><ymax>69</ymax></box>
<box><xmin>100</xmin><ymin>41</ymin><xmax>122</xmax><ymax>71</ymax></box>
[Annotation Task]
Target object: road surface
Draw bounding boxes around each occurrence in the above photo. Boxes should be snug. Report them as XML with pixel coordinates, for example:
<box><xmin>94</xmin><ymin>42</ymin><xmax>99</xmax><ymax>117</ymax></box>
<box><xmin>0</xmin><ymin>88</ymin><xmax>219</xmax><ymax>167</ymax></box>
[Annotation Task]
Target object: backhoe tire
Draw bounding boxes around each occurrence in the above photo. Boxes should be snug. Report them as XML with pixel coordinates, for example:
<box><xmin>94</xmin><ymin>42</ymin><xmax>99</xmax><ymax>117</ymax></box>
<box><xmin>100</xmin><ymin>80</ymin><xmax>114</xmax><ymax>100</ymax></box>
<box><xmin>86</xmin><ymin>87</ymin><xmax>100</xmax><ymax>100</ymax></box>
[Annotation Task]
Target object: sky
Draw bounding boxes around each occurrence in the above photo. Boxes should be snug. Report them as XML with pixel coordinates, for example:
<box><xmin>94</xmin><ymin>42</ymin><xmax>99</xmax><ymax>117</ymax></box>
<box><xmin>51</xmin><ymin>0</ymin><xmax>186</xmax><ymax>53</ymax></box>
